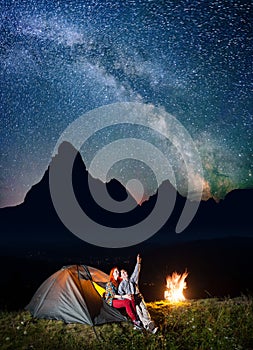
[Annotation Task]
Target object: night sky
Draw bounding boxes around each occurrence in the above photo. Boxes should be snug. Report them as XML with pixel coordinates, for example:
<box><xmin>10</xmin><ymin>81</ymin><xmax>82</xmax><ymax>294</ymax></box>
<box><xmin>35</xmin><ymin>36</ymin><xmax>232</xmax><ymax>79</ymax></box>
<box><xmin>1</xmin><ymin>0</ymin><xmax>252</xmax><ymax>208</ymax></box>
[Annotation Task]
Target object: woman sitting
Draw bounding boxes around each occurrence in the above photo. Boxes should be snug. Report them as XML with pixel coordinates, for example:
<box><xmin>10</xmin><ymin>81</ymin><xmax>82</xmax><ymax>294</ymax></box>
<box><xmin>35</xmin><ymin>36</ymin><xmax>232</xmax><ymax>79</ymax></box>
<box><xmin>104</xmin><ymin>267</ymin><xmax>142</xmax><ymax>329</ymax></box>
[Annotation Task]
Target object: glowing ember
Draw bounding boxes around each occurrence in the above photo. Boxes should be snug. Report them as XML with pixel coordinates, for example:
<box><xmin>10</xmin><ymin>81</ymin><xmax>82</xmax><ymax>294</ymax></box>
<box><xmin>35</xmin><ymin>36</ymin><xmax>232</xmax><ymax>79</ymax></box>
<box><xmin>164</xmin><ymin>271</ymin><xmax>188</xmax><ymax>302</ymax></box>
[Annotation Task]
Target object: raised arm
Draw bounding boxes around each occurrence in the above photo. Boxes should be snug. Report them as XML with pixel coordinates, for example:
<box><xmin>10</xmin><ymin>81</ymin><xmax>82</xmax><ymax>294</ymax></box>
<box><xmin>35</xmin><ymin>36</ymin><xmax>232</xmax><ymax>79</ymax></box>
<box><xmin>130</xmin><ymin>254</ymin><xmax>142</xmax><ymax>284</ymax></box>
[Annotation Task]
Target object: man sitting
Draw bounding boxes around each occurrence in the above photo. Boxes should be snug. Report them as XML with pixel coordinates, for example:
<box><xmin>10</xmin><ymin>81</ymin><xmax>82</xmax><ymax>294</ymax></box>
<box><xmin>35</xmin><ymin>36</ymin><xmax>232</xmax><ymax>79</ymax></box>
<box><xmin>118</xmin><ymin>254</ymin><xmax>158</xmax><ymax>334</ymax></box>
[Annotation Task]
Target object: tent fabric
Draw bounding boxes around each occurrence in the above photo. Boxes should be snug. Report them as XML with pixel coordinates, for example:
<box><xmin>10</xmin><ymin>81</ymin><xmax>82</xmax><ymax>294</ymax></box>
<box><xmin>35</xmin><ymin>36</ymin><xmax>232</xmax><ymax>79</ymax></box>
<box><xmin>25</xmin><ymin>265</ymin><xmax>127</xmax><ymax>326</ymax></box>
<box><xmin>93</xmin><ymin>282</ymin><xmax>106</xmax><ymax>297</ymax></box>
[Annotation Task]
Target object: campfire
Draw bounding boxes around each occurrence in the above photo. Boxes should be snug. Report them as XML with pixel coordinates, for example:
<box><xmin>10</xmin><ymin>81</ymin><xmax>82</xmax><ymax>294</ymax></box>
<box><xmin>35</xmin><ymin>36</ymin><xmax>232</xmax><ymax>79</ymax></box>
<box><xmin>164</xmin><ymin>271</ymin><xmax>188</xmax><ymax>302</ymax></box>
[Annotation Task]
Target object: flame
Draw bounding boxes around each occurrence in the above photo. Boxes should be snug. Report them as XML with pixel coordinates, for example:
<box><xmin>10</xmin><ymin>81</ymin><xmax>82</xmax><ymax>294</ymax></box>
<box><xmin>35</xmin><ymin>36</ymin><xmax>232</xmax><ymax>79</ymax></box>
<box><xmin>164</xmin><ymin>271</ymin><xmax>188</xmax><ymax>302</ymax></box>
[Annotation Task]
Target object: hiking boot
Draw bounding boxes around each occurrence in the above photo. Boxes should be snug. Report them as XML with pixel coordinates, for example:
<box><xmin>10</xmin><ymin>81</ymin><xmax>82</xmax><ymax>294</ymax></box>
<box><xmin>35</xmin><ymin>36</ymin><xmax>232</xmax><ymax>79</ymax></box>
<box><xmin>150</xmin><ymin>327</ymin><xmax>158</xmax><ymax>334</ymax></box>
<box><xmin>133</xmin><ymin>320</ymin><xmax>142</xmax><ymax>330</ymax></box>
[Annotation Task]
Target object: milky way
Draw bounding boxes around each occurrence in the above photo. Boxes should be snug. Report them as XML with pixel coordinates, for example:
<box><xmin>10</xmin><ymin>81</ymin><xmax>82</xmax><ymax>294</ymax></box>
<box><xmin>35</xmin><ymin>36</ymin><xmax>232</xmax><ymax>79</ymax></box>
<box><xmin>1</xmin><ymin>0</ymin><xmax>252</xmax><ymax>207</ymax></box>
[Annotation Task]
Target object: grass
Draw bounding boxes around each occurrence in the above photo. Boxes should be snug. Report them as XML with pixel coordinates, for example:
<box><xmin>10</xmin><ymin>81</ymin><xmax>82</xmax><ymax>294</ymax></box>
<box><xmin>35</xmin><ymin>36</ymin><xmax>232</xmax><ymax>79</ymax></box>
<box><xmin>0</xmin><ymin>296</ymin><xmax>253</xmax><ymax>350</ymax></box>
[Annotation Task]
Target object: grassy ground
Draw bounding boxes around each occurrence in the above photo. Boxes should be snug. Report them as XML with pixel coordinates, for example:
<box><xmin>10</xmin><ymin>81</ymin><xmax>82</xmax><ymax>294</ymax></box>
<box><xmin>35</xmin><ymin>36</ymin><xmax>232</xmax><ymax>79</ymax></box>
<box><xmin>0</xmin><ymin>296</ymin><xmax>253</xmax><ymax>350</ymax></box>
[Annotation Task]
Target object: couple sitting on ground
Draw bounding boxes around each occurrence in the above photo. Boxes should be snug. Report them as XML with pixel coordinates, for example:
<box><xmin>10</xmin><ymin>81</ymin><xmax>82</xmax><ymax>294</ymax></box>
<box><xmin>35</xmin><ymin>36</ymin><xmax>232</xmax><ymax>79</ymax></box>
<box><xmin>104</xmin><ymin>254</ymin><xmax>158</xmax><ymax>334</ymax></box>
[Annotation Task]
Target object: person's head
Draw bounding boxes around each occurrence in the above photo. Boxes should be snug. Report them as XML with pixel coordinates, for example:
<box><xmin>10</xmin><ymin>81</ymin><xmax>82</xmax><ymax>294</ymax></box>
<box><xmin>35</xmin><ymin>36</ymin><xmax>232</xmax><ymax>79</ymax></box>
<box><xmin>121</xmin><ymin>269</ymin><xmax>128</xmax><ymax>280</ymax></box>
<box><xmin>109</xmin><ymin>267</ymin><xmax>120</xmax><ymax>286</ymax></box>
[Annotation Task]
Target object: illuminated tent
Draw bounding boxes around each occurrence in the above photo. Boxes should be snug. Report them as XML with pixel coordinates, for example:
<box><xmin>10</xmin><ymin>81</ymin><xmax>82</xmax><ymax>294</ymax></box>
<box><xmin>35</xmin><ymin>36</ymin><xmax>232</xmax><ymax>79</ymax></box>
<box><xmin>25</xmin><ymin>265</ymin><xmax>127</xmax><ymax>326</ymax></box>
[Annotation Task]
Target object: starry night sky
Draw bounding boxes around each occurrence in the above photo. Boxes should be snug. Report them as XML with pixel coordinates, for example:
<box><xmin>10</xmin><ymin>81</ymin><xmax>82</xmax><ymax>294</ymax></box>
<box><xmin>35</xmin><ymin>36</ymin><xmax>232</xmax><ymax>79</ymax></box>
<box><xmin>1</xmin><ymin>0</ymin><xmax>252</xmax><ymax>208</ymax></box>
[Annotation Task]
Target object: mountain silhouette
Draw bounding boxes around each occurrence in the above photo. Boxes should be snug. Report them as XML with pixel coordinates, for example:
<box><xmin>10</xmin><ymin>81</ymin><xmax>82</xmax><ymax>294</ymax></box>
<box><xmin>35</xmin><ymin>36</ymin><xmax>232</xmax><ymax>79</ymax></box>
<box><xmin>1</xmin><ymin>140</ymin><xmax>252</xmax><ymax>254</ymax></box>
<box><xmin>0</xmin><ymin>142</ymin><xmax>137</xmax><ymax>251</ymax></box>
